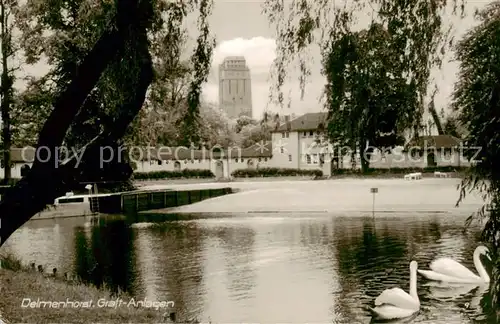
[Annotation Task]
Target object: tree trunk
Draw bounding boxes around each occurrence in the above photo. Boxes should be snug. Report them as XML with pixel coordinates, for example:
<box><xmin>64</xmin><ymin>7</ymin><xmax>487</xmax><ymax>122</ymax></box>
<box><xmin>360</xmin><ymin>140</ymin><xmax>370</xmax><ymax>174</ymax></box>
<box><xmin>0</xmin><ymin>0</ymin><xmax>12</xmax><ymax>184</ymax></box>
<box><xmin>0</xmin><ymin>0</ymin><xmax>152</xmax><ymax>247</ymax></box>
<box><xmin>428</xmin><ymin>100</ymin><xmax>444</xmax><ymax>135</ymax></box>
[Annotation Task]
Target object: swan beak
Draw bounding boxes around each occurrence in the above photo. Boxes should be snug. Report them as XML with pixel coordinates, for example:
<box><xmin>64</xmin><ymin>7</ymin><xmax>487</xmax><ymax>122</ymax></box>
<box><xmin>486</xmin><ymin>252</ymin><xmax>492</xmax><ymax>261</ymax></box>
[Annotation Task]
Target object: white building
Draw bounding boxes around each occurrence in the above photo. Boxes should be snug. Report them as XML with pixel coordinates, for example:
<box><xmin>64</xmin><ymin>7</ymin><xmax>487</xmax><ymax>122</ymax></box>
<box><xmin>133</xmin><ymin>142</ymin><xmax>273</xmax><ymax>179</ymax></box>
<box><xmin>270</xmin><ymin>112</ymin><xmax>333</xmax><ymax>176</ymax></box>
<box><xmin>0</xmin><ymin>148</ymin><xmax>34</xmax><ymax>178</ymax></box>
<box><xmin>269</xmin><ymin>112</ymin><xmax>471</xmax><ymax>176</ymax></box>
<box><xmin>218</xmin><ymin>56</ymin><xmax>253</xmax><ymax>119</ymax></box>
<box><xmin>0</xmin><ymin>114</ymin><xmax>471</xmax><ymax>181</ymax></box>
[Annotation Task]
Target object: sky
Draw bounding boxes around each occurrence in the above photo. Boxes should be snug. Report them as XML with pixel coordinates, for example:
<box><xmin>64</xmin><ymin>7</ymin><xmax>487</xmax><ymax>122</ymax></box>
<box><xmin>16</xmin><ymin>0</ymin><xmax>490</xmax><ymax>122</ymax></box>
<box><xmin>201</xmin><ymin>0</ymin><xmax>489</xmax><ymax>121</ymax></box>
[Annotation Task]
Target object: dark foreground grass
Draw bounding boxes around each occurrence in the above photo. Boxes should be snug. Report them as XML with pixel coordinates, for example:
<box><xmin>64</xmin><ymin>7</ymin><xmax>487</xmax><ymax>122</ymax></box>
<box><xmin>0</xmin><ymin>253</ymin><xmax>171</xmax><ymax>323</ymax></box>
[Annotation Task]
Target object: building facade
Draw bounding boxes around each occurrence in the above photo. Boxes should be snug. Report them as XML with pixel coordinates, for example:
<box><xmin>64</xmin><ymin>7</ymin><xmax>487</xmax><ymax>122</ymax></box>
<box><xmin>133</xmin><ymin>142</ymin><xmax>273</xmax><ymax>179</ymax></box>
<box><xmin>270</xmin><ymin>112</ymin><xmax>471</xmax><ymax>176</ymax></box>
<box><xmin>0</xmin><ymin>115</ymin><xmax>471</xmax><ymax>181</ymax></box>
<box><xmin>218</xmin><ymin>56</ymin><xmax>253</xmax><ymax>119</ymax></box>
<box><xmin>0</xmin><ymin>148</ymin><xmax>34</xmax><ymax>178</ymax></box>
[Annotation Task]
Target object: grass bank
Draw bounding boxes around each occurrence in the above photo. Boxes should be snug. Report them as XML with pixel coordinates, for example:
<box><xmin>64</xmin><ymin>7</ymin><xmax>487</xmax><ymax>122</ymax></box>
<box><xmin>0</xmin><ymin>253</ymin><xmax>173</xmax><ymax>323</ymax></box>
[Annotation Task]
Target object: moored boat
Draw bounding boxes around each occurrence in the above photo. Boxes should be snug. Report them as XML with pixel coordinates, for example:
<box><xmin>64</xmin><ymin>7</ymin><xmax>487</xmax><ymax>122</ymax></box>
<box><xmin>32</xmin><ymin>192</ymin><xmax>113</xmax><ymax>220</ymax></box>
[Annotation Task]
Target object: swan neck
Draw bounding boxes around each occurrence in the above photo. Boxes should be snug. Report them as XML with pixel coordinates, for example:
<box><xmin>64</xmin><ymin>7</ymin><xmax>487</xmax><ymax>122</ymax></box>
<box><xmin>473</xmin><ymin>250</ymin><xmax>489</xmax><ymax>281</ymax></box>
<box><xmin>410</xmin><ymin>267</ymin><xmax>419</xmax><ymax>302</ymax></box>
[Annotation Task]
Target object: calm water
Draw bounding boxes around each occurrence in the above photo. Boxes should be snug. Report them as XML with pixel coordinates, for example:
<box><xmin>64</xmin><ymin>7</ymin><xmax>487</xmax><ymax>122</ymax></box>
<box><xmin>2</xmin><ymin>179</ymin><xmax>496</xmax><ymax>323</ymax></box>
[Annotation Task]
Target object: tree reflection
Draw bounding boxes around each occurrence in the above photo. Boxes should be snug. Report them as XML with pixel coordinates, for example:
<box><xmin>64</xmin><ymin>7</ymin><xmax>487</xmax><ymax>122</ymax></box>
<box><xmin>216</xmin><ymin>226</ymin><xmax>256</xmax><ymax>295</ymax></box>
<box><xmin>73</xmin><ymin>219</ymin><xmax>136</xmax><ymax>294</ymax></box>
<box><xmin>145</xmin><ymin>221</ymin><xmax>205</xmax><ymax>322</ymax></box>
<box><xmin>335</xmin><ymin>218</ymin><xmax>407</xmax><ymax>275</ymax></box>
<box><xmin>333</xmin><ymin>217</ymin><xmax>409</xmax><ymax>320</ymax></box>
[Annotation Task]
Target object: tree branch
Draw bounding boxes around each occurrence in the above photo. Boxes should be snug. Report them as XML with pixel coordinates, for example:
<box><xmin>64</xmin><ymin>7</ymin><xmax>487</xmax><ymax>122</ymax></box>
<box><xmin>0</xmin><ymin>0</ymin><xmax>152</xmax><ymax>247</ymax></box>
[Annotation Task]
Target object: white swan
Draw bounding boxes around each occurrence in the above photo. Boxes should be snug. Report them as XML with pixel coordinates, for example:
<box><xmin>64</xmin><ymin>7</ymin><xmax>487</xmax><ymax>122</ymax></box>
<box><xmin>370</xmin><ymin>261</ymin><xmax>420</xmax><ymax>320</ymax></box>
<box><xmin>417</xmin><ymin>245</ymin><xmax>491</xmax><ymax>284</ymax></box>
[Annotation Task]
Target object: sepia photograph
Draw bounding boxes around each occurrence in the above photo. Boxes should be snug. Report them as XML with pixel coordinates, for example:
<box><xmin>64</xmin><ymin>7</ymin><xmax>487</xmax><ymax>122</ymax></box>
<box><xmin>0</xmin><ymin>0</ymin><xmax>499</xmax><ymax>323</ymax></box>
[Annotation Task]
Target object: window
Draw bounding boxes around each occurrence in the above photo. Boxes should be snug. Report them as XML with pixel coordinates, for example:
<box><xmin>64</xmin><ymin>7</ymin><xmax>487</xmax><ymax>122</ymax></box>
<box><xmin>282</xmin><ymin>132</ymin><xmax>289</xmax><ymax>138</ymax></box>
<box><xmin>241</xmin><ymin>159</ymin><xmax>245</xmax><ymax>163</ymax></box>
<box><xmin>184</xmin><ymin>160</ymin><xmax>188</xmax><ymax>164</ymax></box>
<box><xmin>306</xmin><ymin>154</ymin><xmax>311</xmax><ymax>164</ymax></box>
<box><xmin>264</xmin><ymin>158</ymin><xmax>268</xmax><ymax>162</ymax></box>
<box><xmin>191</xmin><ymin>159</ymin><xmax>195</xmax><ymax>163</ymax></box>
<box><xmin>58</xmin><ymin>197</ymin><xmax>85</xmax><ymax>204</ymax></box>
<box><xmin>288</xmin><ymin>154</ymin><xmax>292</xmax><ymax>162</ymax></box>
<box><xmin>309</xmin><ymin>131</ymin><xmax>314</xmax><ymax>137</ymax></box>
<box><xmin>303</xmin><ymin>132</ymin><xmax>307</xmax><ymax>137</ymax></box>
<box><xmin>280</xmin><ymin>147</ymin><xmax>284</xmax><ymax>153</ymax></box>
<box><xmin>312</xmin><ymin>154</ymin><xmax>319</xmax><ymax>164</ymax></box>
<box><xmin>158</xmin><ymin>160</ymin><xmax>162</xmax><ymax>165</ymax></box>
<box><xmin>21</xmin><ymin>164</ymin><xmax>31</xmax><ymax>177</ymax></box>
<box><xmin>258</xmin><ymin>157</ymin><xmax>262</xmax><ymax>162</ymax></box>
<box><xmin>234</xmin><ymin>158</ymin><xmax>238</xmax><ymax>163</ymax></box>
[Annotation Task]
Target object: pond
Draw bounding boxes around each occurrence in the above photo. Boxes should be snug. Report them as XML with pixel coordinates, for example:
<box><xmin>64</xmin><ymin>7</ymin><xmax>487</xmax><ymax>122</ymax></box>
<box><xmin>2</xmin><ymin>179</ymin><xmax>495</xmax><ymax>323</ymax></box>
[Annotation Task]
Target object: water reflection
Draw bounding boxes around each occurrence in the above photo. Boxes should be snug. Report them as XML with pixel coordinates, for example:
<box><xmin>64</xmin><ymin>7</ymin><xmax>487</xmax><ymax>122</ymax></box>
<box><xmin>73</xmin><ymin>219</ymin><xmax>136</xmax><ymax>293</ymax></box>
<box><xmin>131</xmin><ymin>222</ymin><xmax>205</xmax><ymax>321</ymax></box>
<box><xmin>201</xmin><ymin>226</ymin><xmax>256</xmax><ymax>322</ymax></box>
<box><xmin>2</xmin><ymin>212</ymin><xmax>494</xmax><ymax>323</ymax></box>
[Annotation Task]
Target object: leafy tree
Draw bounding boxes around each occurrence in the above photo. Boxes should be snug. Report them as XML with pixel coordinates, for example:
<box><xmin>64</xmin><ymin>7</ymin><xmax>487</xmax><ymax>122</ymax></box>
<box><xmin>234</xmin><ymin>115</ymin><xmax>257</xmax><ymax>133</ymax></box>
<box><xmin>13</xmin><ymin>0</ymin><xmax>214</xmax><ymax>149</ymax></box>
<box><xmin>442</xmin><ymin>114</ymin><xmax>464</xmax><ymax>138</ymax></box>
<box><xmin>0</xmin><ymin>0</ymin><xmax>215</xmax><ymax>247</ymax></box>
<box><xmin>10</xmin><ymin>76</ymin><xmax>54</xmax><ymax>147</ymax></box>
<box><xmin>127</xmin><ymin>25</ymin><xmax>199</xmax><ymax>147</ymax></box>
<box><xmin>454</xmin><ymin>2</ymin><xmax>500</xmax><ymax>320</ymax></box>
<box><xmin>0</xmin><ymin>0</ymin><xmax>18</xmax><ymax>183</ymax></box>
<box><xmin>198</xmin><ymin>103</ymin><xmax>231</xmax><ymax>148</ymax></box>
<box><xmin>322</xmin><ymin>24</ymin><xmax>414</xmax><ymax>172</ymax></box>
<box><xmin>263</xmin><ymin>0</ymin><xmax>465</xmax><ymax>169</ymax></box>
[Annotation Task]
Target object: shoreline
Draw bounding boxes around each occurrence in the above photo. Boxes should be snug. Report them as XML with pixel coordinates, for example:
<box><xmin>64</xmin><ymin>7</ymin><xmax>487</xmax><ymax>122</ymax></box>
<box><xmin>0</xmin><ymin>254</ymin><xmax>174</xmax><ymax>323</ymax></box>
<box><xmin>134</xmin><ymin>172</ymin><xmax>464</xmax><ymax>187</ymax></box>
<box><xmin>0</xmin><ymin>267</ymin><xmax>171</xmax><ymax>323</ymax></box>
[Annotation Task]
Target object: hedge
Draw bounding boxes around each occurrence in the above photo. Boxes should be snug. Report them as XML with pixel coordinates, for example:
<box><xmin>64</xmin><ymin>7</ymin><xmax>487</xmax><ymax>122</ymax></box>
<box><xmin>331</xmin><ymin>166</ymin><xmax>468</xmax><ymax>175</ymax></box>
<box><xmin>232</xmin><ymin>167</ymin><xmax>323</xmax><ymax>178</ymax></box>
<box><xmin>133</xmin><ymin>169</ymin><xmax>215</xmax><ymax>180</ymax></box>
<box><xmin>0</xmin><ymin>178</ymin><xmax>20</xmax><ymax>186</ymax></box>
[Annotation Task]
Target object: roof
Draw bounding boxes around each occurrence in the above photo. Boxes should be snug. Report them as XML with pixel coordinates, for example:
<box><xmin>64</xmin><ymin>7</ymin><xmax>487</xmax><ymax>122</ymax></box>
<box><xmin>0</xmin><ymin>148</ymin><xmax>36</xmax><ymax>163</ymax></box>
<box><xmin>405</xmin><ymin>135</ymin><xmax>463</xmax><ymax>150</ymax></box>
<box><xmin>3</xmin><ymin>143</ymin><xmax>273</xmax><ymax>164</ymax></box>
<box><xmin>275</xmin><ymin>112</ymin><xmax>328</xmax><ymax>132</ymax></box>
<box><xmin>133</xmin><ymin>142</ymin><xmax>272</xmax><ymax>161</ymax></box>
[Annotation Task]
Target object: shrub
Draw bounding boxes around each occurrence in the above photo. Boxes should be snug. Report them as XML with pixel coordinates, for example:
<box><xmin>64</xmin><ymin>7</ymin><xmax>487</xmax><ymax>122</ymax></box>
<box><xmin>133</xmin><ymin>169</ymin><xmax>215</xmax><ymax>180</ymax></box>
<box><xmin>330</xmin><ymin>166</ymin><xmax>468</xmax><ymax>175</ymax></box>
<box><xmin>232</xmin><ymin>167</ymin><xmax>323</xmax><ymax>178</ymax></box>
<box><xmin>0</xmin><ymin>252</ymin><xmax>23</xmax><ymax>271</ymax></box>
<box><xmin>0</xmin><ymin>178</ymin><xmax>20</xmax><ymax>186</ymax></box>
